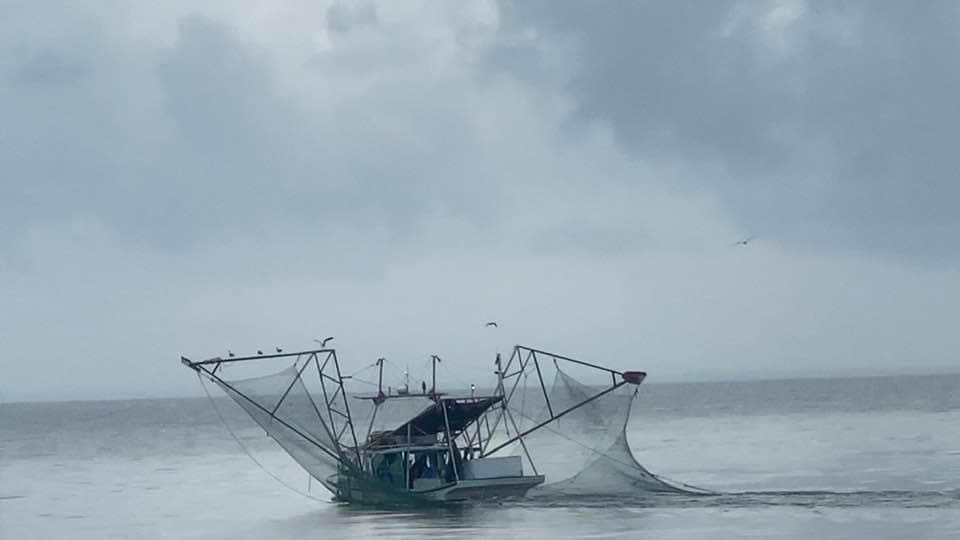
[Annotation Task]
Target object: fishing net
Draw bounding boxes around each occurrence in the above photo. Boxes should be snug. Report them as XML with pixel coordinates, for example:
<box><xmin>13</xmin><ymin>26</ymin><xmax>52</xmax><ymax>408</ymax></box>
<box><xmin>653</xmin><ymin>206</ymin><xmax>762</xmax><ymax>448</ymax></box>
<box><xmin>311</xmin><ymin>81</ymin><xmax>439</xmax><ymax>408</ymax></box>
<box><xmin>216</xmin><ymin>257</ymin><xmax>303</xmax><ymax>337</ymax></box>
<box><xmin>493</xmin><ymin>357</ymin><xmax>694</xmax><ymax>495</ymax></box>
<box><xmin>209</xmin><ymin>359</ymin><xmax>440</xmax><ymax>500</ymax></box>
<box><xmin>213</xmin><ymin>366</ymin><xmax>345</xmax><ymax>488</ymax></box>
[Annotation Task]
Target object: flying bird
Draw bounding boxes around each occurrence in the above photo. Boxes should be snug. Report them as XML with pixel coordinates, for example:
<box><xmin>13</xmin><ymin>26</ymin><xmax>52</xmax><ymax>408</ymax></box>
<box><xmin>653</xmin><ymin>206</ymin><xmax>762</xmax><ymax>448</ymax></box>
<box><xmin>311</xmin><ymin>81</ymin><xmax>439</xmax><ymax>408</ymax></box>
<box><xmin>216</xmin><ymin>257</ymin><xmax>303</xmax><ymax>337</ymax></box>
<box><xmin>313</xmin><ymin>336</ymin><xmax>334</xmax><ymax>347</ymax></box>
<box><xmin>734</xmin><ymin>236</ymin><xmax>755</xmax><ymax>247</ymax></box>
<box><xmin>485</xmin><ymin>322</ymin><xmax>498</xmax><ymax>328</ymax></box>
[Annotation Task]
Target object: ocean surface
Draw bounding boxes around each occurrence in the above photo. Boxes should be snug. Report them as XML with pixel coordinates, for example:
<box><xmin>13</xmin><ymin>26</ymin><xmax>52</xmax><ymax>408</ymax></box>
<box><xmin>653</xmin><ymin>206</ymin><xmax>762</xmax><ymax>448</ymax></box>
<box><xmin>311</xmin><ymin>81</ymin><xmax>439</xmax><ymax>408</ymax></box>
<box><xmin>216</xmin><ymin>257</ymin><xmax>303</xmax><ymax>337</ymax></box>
<box><xmin>2</xmin><ymin>374</ymin><xmax>960</xmax><ymax>539</ymax></box>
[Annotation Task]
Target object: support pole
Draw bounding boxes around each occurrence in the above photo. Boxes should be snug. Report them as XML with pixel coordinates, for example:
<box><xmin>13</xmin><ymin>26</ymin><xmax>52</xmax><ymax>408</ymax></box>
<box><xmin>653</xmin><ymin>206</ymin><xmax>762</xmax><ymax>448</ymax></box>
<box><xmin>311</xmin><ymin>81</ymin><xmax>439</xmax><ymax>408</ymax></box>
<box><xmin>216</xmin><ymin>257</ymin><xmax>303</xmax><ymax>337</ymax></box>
<box><xmin>406</xmin><ymin>421</ymin><xmax>412</xmax><ymax>490</ymax></box>
<box><xmin>440</xmin><ymin>399</ymin><xmax>460</xmax><ymax>482</ymax></box>
<box><xmin>503</xmin><ymin>404</ymin><xmax>538</xmax><ymax>476</ymax></box>
<box><xmin>377</xmin><ymin>357</ymin><xmax>385</xmax><ymax>397</ymax></box>
<box><xmin>431</xmin><ymin>355</ymin><xmax>442</xmax><ymax>397</ymax></box>
<box><xmin>482</xmin><ymin>348</ymin><xmax>527</xmax><ymax>455</ymax></box>
<box><xmin>531</xmin><ymin>351</ymin><xmax>554</xmax><ymax>418</ymax></box>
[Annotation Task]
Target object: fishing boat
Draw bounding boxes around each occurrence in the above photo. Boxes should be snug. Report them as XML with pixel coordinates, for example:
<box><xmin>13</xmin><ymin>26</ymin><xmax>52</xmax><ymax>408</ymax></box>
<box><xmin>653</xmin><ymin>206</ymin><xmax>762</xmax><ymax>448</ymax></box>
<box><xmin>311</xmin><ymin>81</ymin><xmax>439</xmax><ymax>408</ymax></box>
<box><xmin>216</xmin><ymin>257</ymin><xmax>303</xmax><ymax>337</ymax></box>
<box><xmin>180</xmin><ymin>345</ymin><xmax>652</xmax><ymax>503</ymax></box>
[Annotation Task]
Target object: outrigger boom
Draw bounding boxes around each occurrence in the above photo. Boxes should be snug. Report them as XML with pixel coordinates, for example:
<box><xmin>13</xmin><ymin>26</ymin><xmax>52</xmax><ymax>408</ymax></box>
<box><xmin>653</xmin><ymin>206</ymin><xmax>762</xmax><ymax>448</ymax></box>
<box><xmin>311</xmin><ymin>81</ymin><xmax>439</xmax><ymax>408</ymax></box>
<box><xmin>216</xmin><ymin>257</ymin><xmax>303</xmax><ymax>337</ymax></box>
<box><xmin>181</xmin><ymin>345</ymin><xmax>647</xmax><ymax>503</ymax></box>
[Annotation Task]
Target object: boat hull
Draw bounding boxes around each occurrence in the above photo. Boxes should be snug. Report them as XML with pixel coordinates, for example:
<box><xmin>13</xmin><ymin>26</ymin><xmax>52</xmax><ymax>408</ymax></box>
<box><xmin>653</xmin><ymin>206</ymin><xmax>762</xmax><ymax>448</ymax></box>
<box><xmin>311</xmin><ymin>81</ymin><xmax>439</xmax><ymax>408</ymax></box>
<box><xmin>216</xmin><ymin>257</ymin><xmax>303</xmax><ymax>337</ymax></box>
<box><xmin>415</xmin><ymin>475</ymin><xmax>546</xmax><ymax>501</ymax></box>
<box><xmin>326</xmin><ymin>474</ymin><xmax>545</xmax><ymax>504</ymax></box>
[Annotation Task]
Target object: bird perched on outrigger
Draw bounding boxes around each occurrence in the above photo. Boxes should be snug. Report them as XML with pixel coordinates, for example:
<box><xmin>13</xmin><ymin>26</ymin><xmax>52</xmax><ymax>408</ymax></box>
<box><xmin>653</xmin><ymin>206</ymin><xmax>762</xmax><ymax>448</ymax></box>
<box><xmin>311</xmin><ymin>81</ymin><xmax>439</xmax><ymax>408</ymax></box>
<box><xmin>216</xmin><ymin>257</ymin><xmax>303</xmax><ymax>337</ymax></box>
<box><xmin>181</xmin><ymin>344</ymin><xmax>685</xmax><ymax>504</ymax></box>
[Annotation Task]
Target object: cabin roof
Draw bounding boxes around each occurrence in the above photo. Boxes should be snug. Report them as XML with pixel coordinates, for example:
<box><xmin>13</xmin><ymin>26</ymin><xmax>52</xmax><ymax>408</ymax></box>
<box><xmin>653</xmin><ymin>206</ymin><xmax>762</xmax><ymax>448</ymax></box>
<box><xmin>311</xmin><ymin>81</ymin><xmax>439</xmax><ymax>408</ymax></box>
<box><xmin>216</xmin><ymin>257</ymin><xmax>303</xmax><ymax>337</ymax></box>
<box><xmin>389</xmin><ymin>396</ymin><xmax>502</xmax><ymax>437</ymax></box>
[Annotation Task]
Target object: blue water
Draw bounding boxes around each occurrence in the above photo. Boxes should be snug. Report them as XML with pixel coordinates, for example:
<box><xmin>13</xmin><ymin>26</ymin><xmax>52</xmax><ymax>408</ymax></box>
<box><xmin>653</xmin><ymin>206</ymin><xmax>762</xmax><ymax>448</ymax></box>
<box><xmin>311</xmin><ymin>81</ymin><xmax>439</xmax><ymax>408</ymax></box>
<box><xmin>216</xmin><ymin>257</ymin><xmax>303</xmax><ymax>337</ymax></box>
<box><xmin>2</xmin><ymin>375</ymin><xmax>959</xmax><ymax>538</ymax></box>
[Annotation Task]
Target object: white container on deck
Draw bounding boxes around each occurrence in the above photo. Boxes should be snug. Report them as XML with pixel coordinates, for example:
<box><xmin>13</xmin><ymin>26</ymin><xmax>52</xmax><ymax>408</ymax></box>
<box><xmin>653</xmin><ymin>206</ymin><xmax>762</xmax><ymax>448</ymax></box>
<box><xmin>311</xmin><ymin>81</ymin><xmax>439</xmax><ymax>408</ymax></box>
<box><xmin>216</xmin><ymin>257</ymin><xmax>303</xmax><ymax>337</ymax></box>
<box><xmin>462</xmin><ymin>456</ymin><xmax>523</xmax><ymax>480</ymax></box>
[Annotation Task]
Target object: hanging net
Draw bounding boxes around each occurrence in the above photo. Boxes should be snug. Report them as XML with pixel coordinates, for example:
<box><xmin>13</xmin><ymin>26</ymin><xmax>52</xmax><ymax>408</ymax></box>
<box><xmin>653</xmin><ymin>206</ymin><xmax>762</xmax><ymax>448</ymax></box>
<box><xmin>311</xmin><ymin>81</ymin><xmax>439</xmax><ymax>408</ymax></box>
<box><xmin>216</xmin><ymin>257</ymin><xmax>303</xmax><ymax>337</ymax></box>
<box><xmin>489</xmin><ymin>352</ymin><xmax>700</xmax><ymax>496</ymax></box>
<box><xmin>214</xmin><ymin>366</ymin><xmax>344</xmax><ymax>488</ymax></box>
<box><xmin>207</xmin><ymin>356</ymin><xmax>445</xmax><ymax>502</ymax></box>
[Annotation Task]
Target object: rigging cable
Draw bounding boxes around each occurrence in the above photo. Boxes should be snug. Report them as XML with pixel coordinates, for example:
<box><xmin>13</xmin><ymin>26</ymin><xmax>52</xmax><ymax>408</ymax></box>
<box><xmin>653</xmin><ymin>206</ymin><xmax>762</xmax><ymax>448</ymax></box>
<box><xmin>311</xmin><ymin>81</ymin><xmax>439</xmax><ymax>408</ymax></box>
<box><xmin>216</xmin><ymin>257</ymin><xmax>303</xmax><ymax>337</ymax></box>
<box><xmin>346</xmin><ymin>361</ymin><xmax>380</xmax><ymax>379</ymax></box>
<box><xmin>197</xmin><ymin>372</ymin><xmax>324</xmax><ymax>502</ymax></box>
<box><xmin>348</xmin><ymin>376</ymin><xmax>380</xmax><ymax>388</ymax></box>
<box><xmin>518</xmin><ymin>368</ymin><xmax>528</xmax><ymax>431</ymax></box>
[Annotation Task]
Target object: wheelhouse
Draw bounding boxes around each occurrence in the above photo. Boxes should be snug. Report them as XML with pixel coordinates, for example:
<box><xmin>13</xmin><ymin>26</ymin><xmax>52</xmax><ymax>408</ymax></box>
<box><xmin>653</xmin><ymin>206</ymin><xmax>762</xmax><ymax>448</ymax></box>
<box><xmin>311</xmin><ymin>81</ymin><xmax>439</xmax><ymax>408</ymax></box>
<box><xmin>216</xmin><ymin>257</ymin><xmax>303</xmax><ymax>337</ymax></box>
<box><xmin>358</xmin><ymin>395</ymin><xmax>504</xmax><ymax>491</ymax></box>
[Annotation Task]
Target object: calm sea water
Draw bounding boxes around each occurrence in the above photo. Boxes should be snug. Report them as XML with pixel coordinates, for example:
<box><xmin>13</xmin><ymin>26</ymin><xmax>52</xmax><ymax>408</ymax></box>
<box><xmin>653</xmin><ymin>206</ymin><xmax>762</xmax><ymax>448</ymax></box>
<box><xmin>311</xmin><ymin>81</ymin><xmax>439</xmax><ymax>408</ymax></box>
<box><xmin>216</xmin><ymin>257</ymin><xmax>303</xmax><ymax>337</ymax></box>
<box><xmin>2</xmin><ymin>374</ymin><xmax>960</xmax><ymax>539</ymax></box>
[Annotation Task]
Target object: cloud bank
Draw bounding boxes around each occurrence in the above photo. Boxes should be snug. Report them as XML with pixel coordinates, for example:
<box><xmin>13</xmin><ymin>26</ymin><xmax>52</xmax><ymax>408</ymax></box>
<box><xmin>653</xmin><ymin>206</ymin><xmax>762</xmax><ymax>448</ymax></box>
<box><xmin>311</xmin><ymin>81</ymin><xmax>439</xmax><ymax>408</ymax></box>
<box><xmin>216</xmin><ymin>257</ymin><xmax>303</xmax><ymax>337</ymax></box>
<box><xmin>3</xmin><ymin>1</ymin><xmax>958</xmax><ymax>401</ymax></box>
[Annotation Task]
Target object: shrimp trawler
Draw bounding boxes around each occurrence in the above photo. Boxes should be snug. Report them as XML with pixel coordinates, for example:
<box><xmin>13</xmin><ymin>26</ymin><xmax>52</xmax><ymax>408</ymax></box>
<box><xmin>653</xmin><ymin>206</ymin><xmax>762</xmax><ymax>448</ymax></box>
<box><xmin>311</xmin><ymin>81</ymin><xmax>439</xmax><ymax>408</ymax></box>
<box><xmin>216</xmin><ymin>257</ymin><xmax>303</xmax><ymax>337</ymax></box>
<box><xmin>181</xmin><ymin>345</ymin><xmax>661</xmax><ymax>503</ymax></box>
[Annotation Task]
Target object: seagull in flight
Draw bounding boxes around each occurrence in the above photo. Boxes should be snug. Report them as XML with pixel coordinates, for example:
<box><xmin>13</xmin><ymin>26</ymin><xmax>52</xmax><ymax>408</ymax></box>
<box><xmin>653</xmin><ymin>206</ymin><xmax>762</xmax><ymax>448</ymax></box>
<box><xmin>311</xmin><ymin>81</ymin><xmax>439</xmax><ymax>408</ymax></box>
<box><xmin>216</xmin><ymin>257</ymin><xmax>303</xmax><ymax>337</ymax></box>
<box><xmin>485</xmin><ymin>322</ymin><xmax>498</xmax><ymax>328</ymax></box>
<box><xmin>314</xmin><ymin>337</ymin><xmax>334</xmax><ymax>347</ymax></box>
<box><xmin>734</xmin><ymin>236</ymin><xmax>755</xmax><ymax>247</ymax></box>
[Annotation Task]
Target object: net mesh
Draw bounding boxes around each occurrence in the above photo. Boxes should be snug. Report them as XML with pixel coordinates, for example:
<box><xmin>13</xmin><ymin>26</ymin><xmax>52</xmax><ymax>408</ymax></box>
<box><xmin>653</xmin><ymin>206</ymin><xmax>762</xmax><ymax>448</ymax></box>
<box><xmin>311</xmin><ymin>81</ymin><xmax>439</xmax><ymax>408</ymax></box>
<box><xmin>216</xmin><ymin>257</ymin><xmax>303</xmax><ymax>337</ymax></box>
<box><xmin>497</xmin><ymin>362</ymin><xmax>692</xmax><ymax>495</ymax></box>
<box><xmin>215</xmin><ymin>367</ymin><xmax>342</xmax><ymax>485</ymax></box>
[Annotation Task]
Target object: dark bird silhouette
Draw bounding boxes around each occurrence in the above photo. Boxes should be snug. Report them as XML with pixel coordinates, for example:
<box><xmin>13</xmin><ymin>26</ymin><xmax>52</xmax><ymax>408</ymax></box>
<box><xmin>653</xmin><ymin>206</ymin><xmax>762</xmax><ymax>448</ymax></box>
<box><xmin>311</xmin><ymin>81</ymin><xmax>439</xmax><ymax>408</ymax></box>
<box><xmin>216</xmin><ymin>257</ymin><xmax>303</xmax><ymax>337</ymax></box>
<box><xmin>313</xmin><ymin>336</ymin><xmax>334</xmax><ymax>347</ymax></box>
<box><xmin>485</xmin><ymin>322</ymin><xmax>498</xmax><ymax>328</ymax></box>
<box><xmin>257</xmin><ymin>349</ymin><xmax>264</xmax><ymax>355</ymax></box>
<box><xmin>227</xmin><ymin>350</ymin><xmax>235</xmax><ymax>358</ymax></box>
<box><xmin>275</xmin><ymin>347</ymin><xmax>283</xmax><ymax>353</ymax></box>
<box><xmin>734</xmin><ymin>236</ymin><xmax>755</xmax><ymax>247</ymax></box>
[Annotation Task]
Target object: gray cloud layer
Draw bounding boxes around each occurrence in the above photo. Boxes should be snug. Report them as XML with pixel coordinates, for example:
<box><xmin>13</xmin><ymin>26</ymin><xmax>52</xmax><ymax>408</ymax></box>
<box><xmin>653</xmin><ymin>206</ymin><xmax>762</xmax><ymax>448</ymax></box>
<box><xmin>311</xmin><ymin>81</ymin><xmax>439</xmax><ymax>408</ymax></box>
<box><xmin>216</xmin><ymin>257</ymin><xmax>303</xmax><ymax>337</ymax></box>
<box><xmin>2</xmin><ymin>1</ymin><xmax>958</xmax><ymax>401</ymax></box>
<box><xmin>496</xmin><ymin>0</ymin><xmax>960</xmax><ymax>258</ymax></box>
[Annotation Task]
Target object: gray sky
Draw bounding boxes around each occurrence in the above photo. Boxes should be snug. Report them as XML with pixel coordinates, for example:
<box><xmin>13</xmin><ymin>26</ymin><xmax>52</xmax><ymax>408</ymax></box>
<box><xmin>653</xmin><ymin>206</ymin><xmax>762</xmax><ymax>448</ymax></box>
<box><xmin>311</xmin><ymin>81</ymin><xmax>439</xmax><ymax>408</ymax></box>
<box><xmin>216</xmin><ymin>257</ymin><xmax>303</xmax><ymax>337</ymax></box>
<box><xmin>3</xmin><ymin>1</ymin><xmax>959</xmax><ymax>402</ymax></box>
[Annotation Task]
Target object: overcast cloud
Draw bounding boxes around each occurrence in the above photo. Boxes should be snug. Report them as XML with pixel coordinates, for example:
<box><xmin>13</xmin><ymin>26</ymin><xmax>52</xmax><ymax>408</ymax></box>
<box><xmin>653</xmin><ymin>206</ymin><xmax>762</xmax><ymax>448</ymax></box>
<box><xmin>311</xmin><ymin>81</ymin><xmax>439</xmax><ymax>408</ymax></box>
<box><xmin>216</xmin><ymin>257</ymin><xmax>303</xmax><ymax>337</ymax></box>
<box><xmin>2</xmin><ymin>1</ymin><xmax>959</xmax><ymax>401</ymax></box>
